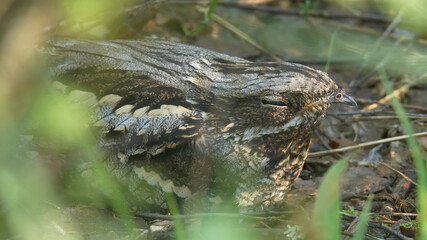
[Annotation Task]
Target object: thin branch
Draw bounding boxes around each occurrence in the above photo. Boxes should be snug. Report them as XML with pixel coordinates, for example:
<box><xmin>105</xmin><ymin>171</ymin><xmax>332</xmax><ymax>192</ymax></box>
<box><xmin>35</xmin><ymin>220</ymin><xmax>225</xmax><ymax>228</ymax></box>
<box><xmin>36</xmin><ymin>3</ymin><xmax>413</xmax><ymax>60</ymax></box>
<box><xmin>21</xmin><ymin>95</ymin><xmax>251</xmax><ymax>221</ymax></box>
<box><xmin>341</xmin><ymin>212</ymin><xmax>414</xmax><ymax>240</ymax></box>
<box><xmin>350</xmin><ymin>11</ymin><xmax>404</xmax><ymax>87</ymax></box>
<box><xmin>348</xmin><ymin>115</ymin><xmax>427</xmax><ymax>122</ymax></box>
<box><xmin>204</xmin><ymin>8</ymin><xmax>282</xmax><ymax>62</ymax></box>
<box><xmin>133</xmin><ymin>212</ymin><xmax>291</xmax><ymax>221</ymax></box>
<box><xmin>314</xmin><ymin>130</ymin><xmax>344</xmax><ymax>159</ymax></box>
<box><xmin>361</xmin><ymin>84</ymin><xmax>411</xmax><ymax>112</ymax></box>
<box><xmin>163</xmin><ymin>1</ymin><xmax>388</xmax><ymax>22</ymax></box>
<box><xmin>308</xmin><ymin>131</ymin><xmax>427</xmax><ymax>157</ymax></box>
<box><xmin>356</xmin><ymin>99</ymin><xmax>427</xmax><ymax>112</ymax></box>
<box><xmin>372</xmin><ymin>212</ymin><xmax>417</xmax><ymax>217</ymax></box>
<box><xmin>368</xmin><ymin>223</ymin><xmax>413</xmax><ymax>240</ymax></box>
<box><xmin>379</xmin><ymin>162</ymin><xmax>418</xmax><ymax>187</ymax></box>
<box><xmin>332</xmin><ymin>110</ymin><xmax>384</xmax><ymax>116</ymax></box>
<box><xmin>219</xmin><ymin>3</ymin><xmax>388</xmax><ymax>22</ymax></box>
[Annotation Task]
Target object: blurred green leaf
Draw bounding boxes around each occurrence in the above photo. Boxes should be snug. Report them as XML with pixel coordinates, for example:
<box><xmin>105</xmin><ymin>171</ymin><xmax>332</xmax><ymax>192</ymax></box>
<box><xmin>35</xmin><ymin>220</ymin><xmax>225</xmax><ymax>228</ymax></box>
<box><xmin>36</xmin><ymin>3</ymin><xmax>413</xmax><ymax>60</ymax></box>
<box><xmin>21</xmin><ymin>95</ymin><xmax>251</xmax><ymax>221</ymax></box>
<box><xmin>352</xmin><ymin>195</ymin><xmax>373</xmax><ymax>240</ymax></box>
<box><xmin>379</xmin><ymin>69</ymin><xmax>427</xmax><ymax>239</ymax></box>
<box><xmin>380</xmin><ymin>0</ymin><xmax>427</xmax><ymax>36</ymax></box>
<box><xmin>311</xmin><ymin>159</ymin><xmax>348</xmax><ymax>240</ymax></box>
<box><xmin>165</xmin><ymin>193</ymin><xmax>185</xmax><ymax>240</ymax></box>
<box><xmin>92</xmin><ymin>160</ymin><xmax>136</xmax><ymax>236</ymax></box>
<box><xmin>0</xmin><ymin>86</ymin><xmax>70</xmax><ymax>239</ymax></box>
<box><xmin>324</xmin><ymin>28</ymin><xmax>340</xmax><ymax>73</ymax></box>
<box><xmin>56</xmin><ymin>0</ymin><xmax>135</xmax><ymax>38</ymax></box>
<box><xmin>29</xmin><ymin>86</ymin><xmax>93</xmax><ymax>147</ymax></box>
<box><xmin>59</xmin><ymin>0</ymin><xmax>121</xmax><ymax>21</ymax></box>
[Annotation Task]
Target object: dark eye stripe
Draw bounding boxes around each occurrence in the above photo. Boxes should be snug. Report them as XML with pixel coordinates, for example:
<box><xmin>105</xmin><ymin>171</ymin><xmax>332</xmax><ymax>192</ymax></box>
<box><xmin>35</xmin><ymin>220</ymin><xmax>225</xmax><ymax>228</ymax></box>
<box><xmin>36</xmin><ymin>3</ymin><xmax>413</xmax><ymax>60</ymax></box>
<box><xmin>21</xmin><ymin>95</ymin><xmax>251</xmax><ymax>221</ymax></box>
<box><xmin>261</xmin><ymin>99</ymin><xmax>287</xmax><ymax>107</ymax></box>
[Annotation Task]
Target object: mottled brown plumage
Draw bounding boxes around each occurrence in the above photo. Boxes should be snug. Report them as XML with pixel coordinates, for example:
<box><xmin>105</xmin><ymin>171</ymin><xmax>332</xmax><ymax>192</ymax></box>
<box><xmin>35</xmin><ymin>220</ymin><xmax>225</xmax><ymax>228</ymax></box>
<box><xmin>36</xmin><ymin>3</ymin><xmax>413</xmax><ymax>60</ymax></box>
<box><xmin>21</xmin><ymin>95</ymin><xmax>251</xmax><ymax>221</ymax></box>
<box><xmin>44</xmin><ymin>39</ymin><xmax>356</xmax><ymax>211</ymax></box>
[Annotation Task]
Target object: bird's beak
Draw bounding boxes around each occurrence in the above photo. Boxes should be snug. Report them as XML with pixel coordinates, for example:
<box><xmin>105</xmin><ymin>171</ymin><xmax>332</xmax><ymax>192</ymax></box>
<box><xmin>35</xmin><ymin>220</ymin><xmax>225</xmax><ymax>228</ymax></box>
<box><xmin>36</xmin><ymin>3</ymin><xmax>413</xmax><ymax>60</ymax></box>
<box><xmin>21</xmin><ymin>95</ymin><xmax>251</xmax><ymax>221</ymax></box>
<box><xmin>342</xmin><ymin>93</ymin><xmax>358</xmax><ymax>107</ymax></box>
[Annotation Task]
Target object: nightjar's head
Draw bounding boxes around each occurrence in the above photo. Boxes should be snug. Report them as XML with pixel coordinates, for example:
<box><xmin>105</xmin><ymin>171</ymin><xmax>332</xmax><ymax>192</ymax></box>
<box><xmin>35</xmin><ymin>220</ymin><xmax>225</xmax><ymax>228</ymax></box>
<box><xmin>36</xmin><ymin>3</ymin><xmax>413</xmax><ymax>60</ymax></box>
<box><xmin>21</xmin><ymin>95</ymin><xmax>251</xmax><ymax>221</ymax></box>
<box><xmin>214</xmin><ymin>61</ymin><xmax>357</xmax><ymax>134</ymax></box>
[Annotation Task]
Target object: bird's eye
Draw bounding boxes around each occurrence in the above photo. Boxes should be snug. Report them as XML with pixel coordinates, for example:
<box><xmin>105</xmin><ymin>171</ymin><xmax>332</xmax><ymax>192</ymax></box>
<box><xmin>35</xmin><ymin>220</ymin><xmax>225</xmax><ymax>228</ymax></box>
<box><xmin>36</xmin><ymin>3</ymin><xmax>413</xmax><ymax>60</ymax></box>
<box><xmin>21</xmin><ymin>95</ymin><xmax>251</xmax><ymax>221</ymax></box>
<box><xmin>261</xmin><ymin>99</ymin><xmax>287</xmax><ymax>107</ymax></box>
<box><xmin>335</xmin><ymin>93</ymin><xmax>343</xmax><ymax>99</ymax></box>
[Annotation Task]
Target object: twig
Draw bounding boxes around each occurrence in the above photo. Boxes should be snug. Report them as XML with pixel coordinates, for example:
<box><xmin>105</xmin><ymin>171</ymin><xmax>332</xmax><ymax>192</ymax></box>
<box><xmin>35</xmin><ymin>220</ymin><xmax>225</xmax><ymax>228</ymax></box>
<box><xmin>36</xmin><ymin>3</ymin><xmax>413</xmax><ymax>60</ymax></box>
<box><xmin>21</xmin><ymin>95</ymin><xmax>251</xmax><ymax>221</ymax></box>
<box><xmin>315</xmin><ymin>130</ymin><xmax>333</xmax><ymax>151</ymax></box>
<box><xmin>342</xmin><ymin>212</ymin><xmax>413</xmax><ymax>240</ymax></box>
<box><xmin>342</xmin><ymin>215</ymin><xmax>360</xmax><ymax>240</ymax></box>
<box><xmin>331</xmin><ymin>110</ymin><xmax>427</xmax><ymax>118</ymax></box>
<box><xmin>372</xmin><ymin>212</ymin><xmax>417</xmax><ymax>217</ymax></box>
<box><xmin>205</xmin><ymin>9</ymin><xmax>282</xmax><ymax>62</ymax></box>
<box><xmin>317</xmin><ymin>15</ymin><xmax>427</xmax><ymax>48</ymax></box>
<box><xmin>332</xmin><ymin>110</ymin><xmax>384</xmax><ymax>116</ymax></box>
<box><xmin>218</xmin><ymin>3</ymin><xmax>388</xmax><ymax>23</ymax></box>
<box><xmin>350</xmin><ymin>11</ymin><xmax>404</xmax><ymax>87</ymax></box>
<box><xmin>368</xmin><ymin>223</ymin><xmax>413</xmax><ymax>240</ymax></box>
<box><xmin>282</xmin><ymin>56</ymin><xmax>362</xmax><ymax>64</ymax></box>
<box><xmin>164</xmin><ymin>1</ymin><xmax>388</xmax><ymax>23</ymax></box>
<box><xmin>340</xmin><ymin>231</ymin><xmax>354</xmax><ymax>238</ymax></box>
<box><xmin>370</xmin><ymin>219</ymin><xmax>397</xmax><ymax>224</ymax></box>
<box><xmin>356</xmin><ymin>99</ymin><xmax>427</xmax><ymax>112</ymax></box>
<box><xmin>308</xmin><ymin>131</ymin><xmax>427</xmax><ymax>157</ymax></box>
<box><xmin>314</xmin><ymin>130</ymin><xmax>343</xmax><ymax>159</ymax></box>
<box><xmin>348</xmin><ymin>115</ymin><xmax>427</xmax><ymax>122</ymax></box>
<box><xmin>133</xmin><ymin>212</ymin><xmax>289</xmax><ymax>221</ymax></box>
<box><xmin>361</xmin><ymin>84</ymin><xmax>411</xmax><ymax>112</ymax></box>
<box><xmin>379</xmin><ymin>162</ymin><xmax>418</xmax><ymax>187</ymax></box>
<box><xmin>353</xmin><ymin>34</ymin><xmax>406</xmax><ymax>88</ymax></box>
<box><xmin>245</xmin><ymin>210</ymin><xmax>296</xmax><ymax>216</ymax></box>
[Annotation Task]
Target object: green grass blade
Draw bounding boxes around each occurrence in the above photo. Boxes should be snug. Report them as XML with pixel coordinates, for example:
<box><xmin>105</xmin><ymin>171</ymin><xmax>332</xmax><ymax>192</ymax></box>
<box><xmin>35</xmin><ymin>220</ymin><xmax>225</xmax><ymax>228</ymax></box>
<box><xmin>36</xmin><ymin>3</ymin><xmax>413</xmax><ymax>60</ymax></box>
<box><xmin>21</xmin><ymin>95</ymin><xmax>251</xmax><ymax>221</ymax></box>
<box><xmin>311</xmin><ymin>158</ymin><xmax>348</xmax><ymax>240</ymax></box>
<box><xmin>92</xmin><ymin>159</ymin><xmax>136</xmax><ymax>236</ymax></box>
<box><xmin>352</xmin><ymin>195</ymin><xmax>373</xmax><ymax>240</ymax></box>
<box><xmin>166</xmin><ymin>193</ymin><xmax>185</xmax><ymax>240</ymax></box>
<box><xmin>324</xmin><ymin>28</ymin><xmax>340</xmax><ymax>73</ymax></box>
<box><xmin>378</xmin><ymin>69</ymin><xmax>427</xmax><ymax>238</ymax></box>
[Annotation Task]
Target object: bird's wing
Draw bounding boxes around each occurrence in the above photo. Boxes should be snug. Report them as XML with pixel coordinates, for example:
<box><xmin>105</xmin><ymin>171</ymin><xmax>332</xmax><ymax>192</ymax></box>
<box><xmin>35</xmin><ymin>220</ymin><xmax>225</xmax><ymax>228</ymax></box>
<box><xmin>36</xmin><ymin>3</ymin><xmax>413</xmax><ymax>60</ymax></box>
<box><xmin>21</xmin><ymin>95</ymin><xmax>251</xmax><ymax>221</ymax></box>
<box><xmin>44</xmin><ymin>39</ymin><xmax>204</xmax><ymax>162</ymax></box>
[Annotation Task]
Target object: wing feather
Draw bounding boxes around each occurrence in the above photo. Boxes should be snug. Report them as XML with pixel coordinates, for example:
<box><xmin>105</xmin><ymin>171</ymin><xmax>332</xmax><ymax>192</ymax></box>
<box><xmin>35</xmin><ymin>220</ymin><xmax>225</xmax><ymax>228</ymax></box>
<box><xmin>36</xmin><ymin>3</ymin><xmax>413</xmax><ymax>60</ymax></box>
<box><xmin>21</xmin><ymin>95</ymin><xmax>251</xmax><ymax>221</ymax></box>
<box><xmin>45</xmin><ymin>40</ymin><xmax>204</xmax><ymax>160</ymax></box>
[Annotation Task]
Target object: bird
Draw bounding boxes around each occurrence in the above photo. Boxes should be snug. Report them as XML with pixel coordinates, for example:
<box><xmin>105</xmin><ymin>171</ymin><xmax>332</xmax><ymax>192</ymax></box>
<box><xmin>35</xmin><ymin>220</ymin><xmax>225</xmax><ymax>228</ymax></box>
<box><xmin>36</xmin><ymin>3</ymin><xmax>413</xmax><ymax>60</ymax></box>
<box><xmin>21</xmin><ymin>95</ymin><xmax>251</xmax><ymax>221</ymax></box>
<box><xmin>43</xmin><ymin>39</ymin><xmax>357</xmax><ymax>211</ymax></box>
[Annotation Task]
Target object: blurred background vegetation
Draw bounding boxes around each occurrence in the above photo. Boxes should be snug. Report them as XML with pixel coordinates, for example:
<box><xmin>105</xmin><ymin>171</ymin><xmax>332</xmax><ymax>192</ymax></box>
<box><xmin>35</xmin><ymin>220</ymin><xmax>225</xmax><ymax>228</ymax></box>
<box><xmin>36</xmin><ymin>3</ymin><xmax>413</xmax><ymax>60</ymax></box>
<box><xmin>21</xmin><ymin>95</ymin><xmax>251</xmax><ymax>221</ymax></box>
<box><xmin>0</xmin><ymin>0</ymin><xmax>426</xmax><ymax>239</ymax></box>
